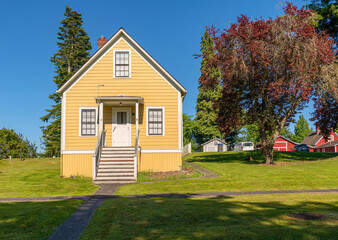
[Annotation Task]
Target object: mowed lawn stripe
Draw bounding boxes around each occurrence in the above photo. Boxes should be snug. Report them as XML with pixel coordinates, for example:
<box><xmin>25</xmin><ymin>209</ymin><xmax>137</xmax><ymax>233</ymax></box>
<box><xmin>116</xmin><ymin>151</ymin><xmax>338</xmax><ymax>195</ymax></box>
<box><xmin>0</xmin><ymin>158</ymin><xmax>98</xmax><ymax>198</ymax></box>
<box><xmin>79</xmin><ymin>193</ymin><xmax>338</xmax><ymax>240</ymax></box>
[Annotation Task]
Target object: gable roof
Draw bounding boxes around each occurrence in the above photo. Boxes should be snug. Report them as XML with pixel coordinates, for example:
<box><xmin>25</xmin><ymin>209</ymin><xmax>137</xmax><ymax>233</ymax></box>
<box><xmin>301</xmin><ymin>130</ymin><xmax>338</xmax><ymax>146</ymax></box>
<box><xmin>276</xmin><ymin>135</ymin><xmax>299</xmax><ymax>145</ymax></box>
<box><xmin>56</xmin><ymin>28</ymin><xmax>187</xmax><ymax>96</ymax></box>
<box><xmin>198</xmin><ymin>138</ymin><xmax>227</xmax><ymax>147</ymax></box>
<box><xmin>301</xmin><ymin>131</ymin><xmax>323</xmax><ymax>146</ymax></box>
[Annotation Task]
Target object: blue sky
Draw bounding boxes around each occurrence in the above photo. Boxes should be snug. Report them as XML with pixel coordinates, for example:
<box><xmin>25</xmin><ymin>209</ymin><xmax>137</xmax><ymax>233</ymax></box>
<box><xmin>0</xmin><ymin>0</ymin><xmax>312</xmax><ymax>151</ymax></box>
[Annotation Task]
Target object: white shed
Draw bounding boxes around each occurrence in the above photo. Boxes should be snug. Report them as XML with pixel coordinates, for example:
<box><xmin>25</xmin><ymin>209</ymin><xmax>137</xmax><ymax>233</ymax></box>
<box><xmin>198</xmin><ymin>138</ymin><xmax>228</xmax><ymax>152</ymax></box>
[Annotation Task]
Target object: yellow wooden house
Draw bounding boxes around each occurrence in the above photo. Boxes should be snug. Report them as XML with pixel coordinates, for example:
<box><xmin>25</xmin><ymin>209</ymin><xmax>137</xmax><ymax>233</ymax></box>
<box><xmin>57</xmin><ymin>28</ymin><xmax>187</xmax><ymax>183</ymax></box>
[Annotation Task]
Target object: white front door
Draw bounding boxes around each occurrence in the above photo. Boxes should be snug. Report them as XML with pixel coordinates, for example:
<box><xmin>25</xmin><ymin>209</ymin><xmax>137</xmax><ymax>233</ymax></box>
<box><xmin>112</xmin><ymin>108</ymin><xmax>131</xmax><ymax>146</ymax></box>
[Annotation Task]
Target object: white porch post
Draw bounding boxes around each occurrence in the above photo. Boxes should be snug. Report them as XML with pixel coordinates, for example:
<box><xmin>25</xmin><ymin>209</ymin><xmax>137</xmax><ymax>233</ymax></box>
<box><xmin>134</xmin><ymin>101</ymin><xmax>139</xmax><ymax>178</ymax></box>
<box><xmin>135</xmin><ymin>101</ymin><xmax>139</xmax><ymax>136</ymax></box>
<box><xmin>99</xmin><ymin>102</ymin><xmax>103</xmax><ymax>134</ymax></box>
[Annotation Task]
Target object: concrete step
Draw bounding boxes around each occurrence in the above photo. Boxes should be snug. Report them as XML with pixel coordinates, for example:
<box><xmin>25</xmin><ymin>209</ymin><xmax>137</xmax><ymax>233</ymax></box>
<box><xmin>98</xmin><ymin>168</ymin><xmax>134</xmax><ymax>173</ymax></box>
<box><xmin>100</xmin><ymin>154</ymin><xmax>134</xmax><ymax>158</ymax></box>
<box><xmin>101</xmin><ymin>150</ymin><xmax>134</xmax><ymax>154</ymax></box>
<box><xmin>98</xmin><ymin>164</ymin><xmax>134</xmax><ymax>169</ymax></box>
<box><xmin>99</xmin><ymin>161</ymin><xmax>134</xmax><ymax>165</ymax></box>
<box><xmin>97</xmin><ymin>172</ymin><xmax>134</xmax><ymax>177</ymax></box>
<box><xmin>95</xmin><ymin>176</ymin><xmax>136</xmax><ymax>181</ymax></box>
<box><xmin>93</xmin><ymin>180</ymin><xmax>136</xmax><ymax>184</ymax></box>
<box><xmin>102</xmin><ymin>147</ymin><xmax>134</xmax><ymax>151</ymax></box>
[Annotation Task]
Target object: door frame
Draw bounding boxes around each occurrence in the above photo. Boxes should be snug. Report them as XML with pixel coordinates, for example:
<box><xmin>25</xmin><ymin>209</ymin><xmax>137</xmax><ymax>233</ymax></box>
<box><xmin>112</xmin><ymin>107</ymin><xmax>132</xmax><ymax>146</ymax></box>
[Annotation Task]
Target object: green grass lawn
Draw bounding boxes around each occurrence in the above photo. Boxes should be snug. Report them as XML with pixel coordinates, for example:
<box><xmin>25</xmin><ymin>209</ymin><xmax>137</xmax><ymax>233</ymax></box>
<box><xmin>0</xmin><ymin>158</ymin><xmax>99</xmax><ymax>198</ymax></box>
<box><xmin>116</xmin><ymin>151</ymin><xmax>338</xmax><ymax>195</ymax></box>
<box><xmin>137</xmin><ymin>161</ymin><xmax>203</xmax><ymax>182</ymax></box>
<box><xmin>0</xmin><ymin>199</ymin><xmax>84</xmax><ymax>240</ymax></box>
<box><xmin>79</xmin><ymin>193</ymin><xmax>338</xmax><ymax>240</ymax></box>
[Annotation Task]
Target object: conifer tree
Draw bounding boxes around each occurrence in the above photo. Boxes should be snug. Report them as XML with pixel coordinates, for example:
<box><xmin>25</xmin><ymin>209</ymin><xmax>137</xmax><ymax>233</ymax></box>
<box><xmin>41</xmin><ymin>6</ymin><xmax>92</xmax><ymax>156</ymax></box>
<box><xmin>292</xmin><ymin>115</ymin><xmax>314</xmax><ymax>143</ymax></box>
<box><xmin>195</xmin><ymin>27</ymin><xmax>223</xmax><ymax>145</ymax></box>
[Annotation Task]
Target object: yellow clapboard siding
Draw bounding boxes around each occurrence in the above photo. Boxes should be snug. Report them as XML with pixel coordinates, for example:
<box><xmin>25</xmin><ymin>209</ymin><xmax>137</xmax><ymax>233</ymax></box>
<box><xmin>65</xmin><ymin>38</ymin><xmax>179</xmax><ymax>151</ymax></box>
<box><xmin>138</xmin><ymin>153</ymin><xmax>182</xmax><ymax>171</ymax></box>
<box><xmin>62</xmin><ymin>154</ymin><xmax>92</xmax><ymax>178</ymax></box>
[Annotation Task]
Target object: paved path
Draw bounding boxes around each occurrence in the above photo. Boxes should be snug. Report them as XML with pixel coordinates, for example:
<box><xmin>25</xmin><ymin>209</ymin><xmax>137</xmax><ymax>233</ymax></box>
<box><xmin>47</xmin><ymin>184</ymin><xmax>122</xmax><ymax>240</ymax></box>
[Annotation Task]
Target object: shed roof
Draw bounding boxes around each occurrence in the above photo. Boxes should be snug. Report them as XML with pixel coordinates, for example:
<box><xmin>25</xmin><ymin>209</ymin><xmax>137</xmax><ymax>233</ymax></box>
<box><xmin>198</xmin><ymin>138</ymin><xmax>227</xmax><ymax>148</ymax></box>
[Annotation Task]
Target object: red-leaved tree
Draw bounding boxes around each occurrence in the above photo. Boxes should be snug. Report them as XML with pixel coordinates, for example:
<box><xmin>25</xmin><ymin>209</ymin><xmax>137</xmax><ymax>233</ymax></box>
<box><xmin>200</xmin><ymin>3</ymin><xmax>336</xmax><ymax>164</ymax></box>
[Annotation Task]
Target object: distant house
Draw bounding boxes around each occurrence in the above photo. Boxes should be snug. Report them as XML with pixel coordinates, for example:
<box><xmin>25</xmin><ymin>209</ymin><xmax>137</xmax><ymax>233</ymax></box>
<box><xmin>301</xmin><ymin>127</ymin><xmax>338</xmax><ymax>152</ymax></box>
<box><xmin>198</xmin><ymin>138</ymin><xmax>228</xmax><ymax>152</ymax></box>
<box><xmin>273</xmin><ymin>136</ymin><xmax>298</xmax><ymax>151</ymax></box>
<box><xmin>256</xmin><ymin>135</ymin><xmax>298</xmax><ymax>151</ymax></box>
<box><xmin>315</xmin><ymin>140</ymin><xmax>338</xmax><ymax>153</ymax></box>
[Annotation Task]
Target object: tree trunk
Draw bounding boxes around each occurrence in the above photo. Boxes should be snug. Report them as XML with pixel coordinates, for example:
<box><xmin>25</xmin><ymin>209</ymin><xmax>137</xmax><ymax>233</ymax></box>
<box><xmin>261</xmin><ymin>139</ymin><xmax>274</xmax><ymax>164</ymax></box>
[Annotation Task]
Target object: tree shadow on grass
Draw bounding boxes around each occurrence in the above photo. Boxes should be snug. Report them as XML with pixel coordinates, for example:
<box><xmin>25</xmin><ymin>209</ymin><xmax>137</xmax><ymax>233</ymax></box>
<box><xmin>80</xmin><ymin>197</ymin><xmax>338</xmax><ymax>240</ymax></box>
<box><xmin>184</xmin><ymin>151</ymin><xmax>337</xmax><ymax>164</ymax></box>
<box><xmin>0</xmin><ymin>200</ymin><xmax>83</xmax><ymax>240</ymax></box>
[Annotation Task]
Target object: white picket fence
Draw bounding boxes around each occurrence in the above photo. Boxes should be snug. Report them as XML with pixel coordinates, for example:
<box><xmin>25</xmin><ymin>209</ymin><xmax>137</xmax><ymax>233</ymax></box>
<box><xmin>182</xmin><ymin>143</ymin><xmax>192</xmax><ymax>156</ymax></box>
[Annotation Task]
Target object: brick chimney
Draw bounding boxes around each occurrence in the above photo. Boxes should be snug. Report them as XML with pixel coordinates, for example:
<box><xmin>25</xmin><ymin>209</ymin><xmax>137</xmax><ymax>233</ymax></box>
<box><xmin>316</xmin><ymin>124</ymin><xmax>320</xmax><ymax>134</ymax></box>
<box><xmin>97</xmin><ymin>36</ymin><xmax>107</xmax><ymax>50</ymax></box>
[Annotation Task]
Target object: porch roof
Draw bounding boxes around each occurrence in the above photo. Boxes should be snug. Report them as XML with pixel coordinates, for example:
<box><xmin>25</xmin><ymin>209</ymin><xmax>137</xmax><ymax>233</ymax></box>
<box><xmin>95</xmin><ymin>95</ymin><xmax>144</xmax><ymax>104</ymax></box>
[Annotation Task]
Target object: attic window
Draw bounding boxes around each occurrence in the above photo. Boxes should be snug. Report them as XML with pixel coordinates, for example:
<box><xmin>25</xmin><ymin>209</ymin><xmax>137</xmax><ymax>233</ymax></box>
<box><xmin>115</xmin><ymin>51</ymin><xmax>130</xmax><ymax>77</ymax></box>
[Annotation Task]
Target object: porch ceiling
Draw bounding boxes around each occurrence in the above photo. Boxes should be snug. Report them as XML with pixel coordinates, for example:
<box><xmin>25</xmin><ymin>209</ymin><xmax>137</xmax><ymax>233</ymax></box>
<box><xmin>95</xmin><ymin>95</ymin><xmax>144</xmax><ymax>105</ymax></box>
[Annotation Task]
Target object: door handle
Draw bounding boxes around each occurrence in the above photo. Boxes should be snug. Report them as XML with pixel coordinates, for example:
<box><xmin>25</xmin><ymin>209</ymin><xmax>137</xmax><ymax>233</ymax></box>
<box><xmin>113</xmin><ymin>127</ymin><xmax>116</xmax><ymax>131</ymax></box>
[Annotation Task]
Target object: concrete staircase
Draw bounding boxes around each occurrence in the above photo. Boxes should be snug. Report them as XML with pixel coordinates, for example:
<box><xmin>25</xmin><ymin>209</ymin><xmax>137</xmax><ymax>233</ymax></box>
<box><xmin>94</xmin><ymin>147</ymin><xmax>136</xmax><ymax>184</ymax></box>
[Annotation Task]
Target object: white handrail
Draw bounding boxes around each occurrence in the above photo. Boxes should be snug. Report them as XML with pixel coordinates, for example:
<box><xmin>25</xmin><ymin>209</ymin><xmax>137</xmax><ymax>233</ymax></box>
<box><xmin>134</xmin><ymin>129</ymin><xmax>140</xmax><ymax>180</ymax></box>
<box><xmin>92</xmin><ymin>129</ymin><xmax>106</xmax><ymax>181</ymax></box>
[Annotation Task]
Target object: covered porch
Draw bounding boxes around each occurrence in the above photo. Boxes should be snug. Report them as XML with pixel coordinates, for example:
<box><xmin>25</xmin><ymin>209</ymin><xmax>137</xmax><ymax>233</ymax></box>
<box><xmin>92</xmin><ymin>95</ymin><xmax>144</xmax><ymax>182</ymax></box>
<box><xmin>96</xmin><ymin>95</ymin><xmax>144</xmax><ymax>147</ymax></box>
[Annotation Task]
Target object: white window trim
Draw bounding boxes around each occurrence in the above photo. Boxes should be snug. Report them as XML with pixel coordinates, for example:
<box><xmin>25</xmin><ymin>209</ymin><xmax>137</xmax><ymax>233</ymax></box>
<box><xmin>146</xmin><ymin>106</ymin><xmax>165</xmax><ymax>136</ymax></box>
<box><xmin>113</xmin><ymin>49</ymin><xmax>131</xmax><ymax>78</ymax></box>
<box><xmin>79</xmin><ymin>107</ymin><xmax>98</xmax><ymax>137</ymax></box>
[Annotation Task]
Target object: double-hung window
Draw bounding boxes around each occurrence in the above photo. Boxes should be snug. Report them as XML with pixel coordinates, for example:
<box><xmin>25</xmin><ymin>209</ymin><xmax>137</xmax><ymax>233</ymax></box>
<box><xmin>115</xmin><ymin>51</ymin><xmax>130</xmax><ymax>77</ymax></box>
<box><xmin>80</xmin><ymin>108</ymin><xmax>96</xmax><ymax>136</ymax></box>
<box><xmin>147</xmin><ymin>107</ymin><xmax>164</xmax><ymax>136</ymax></box>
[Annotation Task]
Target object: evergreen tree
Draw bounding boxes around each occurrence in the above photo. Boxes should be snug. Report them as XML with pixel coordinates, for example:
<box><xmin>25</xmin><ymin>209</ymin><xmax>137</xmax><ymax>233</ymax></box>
<box><xmin>183</xmin><ymin>114</ymin><xmax>197</xmax><ymax>149</ymax></box>
<box><xmin>291</xmin><ymin>115</ymin><xmax>314</xmax><ymax>143</ymax></box>
<box><xmin>41</xmin><ymin>6</ymin><xmax>92</xmax><ymax>157</ymax></box>
<box><xmin>280</xmin><ymin>126</ymin><xmax>294</xmax><ymax>140</ymax></box>
<box><xmin>195</xmin><ymin>27</ymin><xmax>223</xmax><ymax>145</ymax></box>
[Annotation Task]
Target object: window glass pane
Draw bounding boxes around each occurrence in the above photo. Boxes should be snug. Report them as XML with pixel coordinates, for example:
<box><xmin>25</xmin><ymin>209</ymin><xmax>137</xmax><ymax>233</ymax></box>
<box><xmin>148</xmin><ymin>109</ymin><xmax>163</xmax><ymax>135</ymax></box>
<box><xmin>81</xmin><ymin>109</ymin><xmax>96</xmax><ymax>136</ymax></box>
<box><xmin>115</xmin><ymin>52</ymin><xmax>129</xmax><ymax>77</ymax></box>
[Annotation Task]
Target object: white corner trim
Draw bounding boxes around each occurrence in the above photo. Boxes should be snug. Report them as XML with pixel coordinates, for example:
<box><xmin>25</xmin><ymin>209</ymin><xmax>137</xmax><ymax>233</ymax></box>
<box><xmin>113</xmin><ymin>49</ymin><xmax>131</xmax><ymax>78</ymax></box>
<box><xmin>141</xmin><ymin>149</ymin><xmax>182</xmax><ymax>153</ymax></box>
<box><xmin>79</xmin><ymin>107</ymin><xmax>98</xmax><ymax>137</ymax></box>
<box><xmin>61</xmin><ymin>92</ymin><xmax>66</xmax><ymax>151</ymax></box>
<box><xmin>178</xmin><ymin>91</ymin><xmax>182</xmax><ymax>149</ymax></box>
<box><xmin>146</xmin><ymin>106</ymin><xmax>165</xmax><ymax>136</ymax></box>
<box><xmin>62</xmin><ymin>150</ymin><xmax>95</xmax><ymax>155</ymax></box>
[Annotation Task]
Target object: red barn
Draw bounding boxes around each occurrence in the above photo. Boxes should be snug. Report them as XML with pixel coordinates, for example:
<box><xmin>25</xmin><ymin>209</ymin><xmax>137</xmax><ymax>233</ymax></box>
<box><xmin>273</xmin><ymin>136</ymin><xmax>298</xmax><ymax>151</ymax></box>
<box><xmin>314</xmin><ymin>140</ymin><xmax>338</xmax><ymax>153</ymax></box>
<box><xmin>301</xmin><ymin>128</ymin><xmax>338</xmax><ymax>152</ymax></box>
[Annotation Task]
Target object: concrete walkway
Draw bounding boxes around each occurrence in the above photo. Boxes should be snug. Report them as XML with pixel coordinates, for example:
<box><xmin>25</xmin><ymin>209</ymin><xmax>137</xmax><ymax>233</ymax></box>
<box><xmin>47</xmin><ymin>184</ymin><xmax>122</xmax><ymax>240</ymax></box>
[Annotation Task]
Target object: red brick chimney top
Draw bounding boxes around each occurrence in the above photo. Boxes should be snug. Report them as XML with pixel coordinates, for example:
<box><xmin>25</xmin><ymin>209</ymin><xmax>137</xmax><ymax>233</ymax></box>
<box><xmin>97</xmin><ymin>36</ymin><xmax>107</xmax><ymax>50</ymax></box>
<box><xmin>316</xmin><ymin>124</ymin><xmax>321</xmax><ymax>134</ymax></box>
